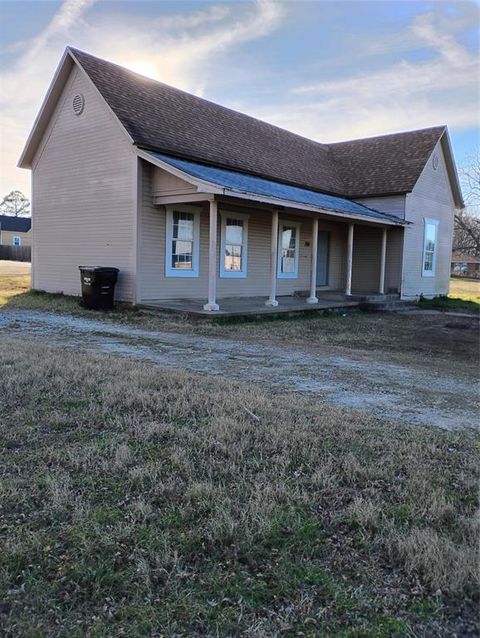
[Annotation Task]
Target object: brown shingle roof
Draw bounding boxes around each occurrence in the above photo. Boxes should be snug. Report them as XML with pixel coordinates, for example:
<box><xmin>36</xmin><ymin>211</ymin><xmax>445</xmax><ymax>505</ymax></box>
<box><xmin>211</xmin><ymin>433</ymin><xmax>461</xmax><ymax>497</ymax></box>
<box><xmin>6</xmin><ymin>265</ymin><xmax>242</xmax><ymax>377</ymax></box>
<box><xmin>70</xmin><ymin>48</ymin><xmax>446</xmax><ymax>199</ymax></box>
<box><xmin>329</xmin><ymin>126</ymin><xmax>446</xmax><ymax>198</ymax></box>
<box><xmin>70</xmin><ymin>48</ymin><xmax>345</xmax><ymax>195</ymax></box>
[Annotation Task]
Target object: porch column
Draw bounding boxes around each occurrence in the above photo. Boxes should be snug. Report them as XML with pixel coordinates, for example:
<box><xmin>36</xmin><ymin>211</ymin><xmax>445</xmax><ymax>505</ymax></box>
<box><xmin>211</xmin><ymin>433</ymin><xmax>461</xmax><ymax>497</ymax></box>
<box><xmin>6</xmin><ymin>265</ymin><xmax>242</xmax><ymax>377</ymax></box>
<box><xmin>379</xmin><ymin>227</ymin><xmax>387</xmax><ymax>294</ymax></box>
<box><xmin>265</xmin><ymin>209</ymin><xmax>279</xmax><ymax>306</ymax></box>
<box><xmin>203</xmin><ymin>199</ymin><xmax>219</xmax><ymax>311</ymax></box>
<box><xmin>307</xmin><ymin>217</ymin><xmax>319</xmax><ymax>304</ymax></box>
<box><xmin>345</xmin><ymin>222</ymin><xmax>354</xmax><ymax>296</ymax></box>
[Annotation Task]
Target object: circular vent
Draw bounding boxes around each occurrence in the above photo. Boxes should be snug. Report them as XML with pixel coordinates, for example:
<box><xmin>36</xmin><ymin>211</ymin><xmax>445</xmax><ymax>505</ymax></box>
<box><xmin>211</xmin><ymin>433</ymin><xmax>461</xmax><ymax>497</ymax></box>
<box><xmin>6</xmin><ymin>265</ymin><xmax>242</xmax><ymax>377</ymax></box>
<box><xmin>432</xmin><ymin>154</ymin><xmax>439</xmax><ymax>170</ymax></box>
<box><xmin>72</xmin><ymin>94</ymin><xmax>85</xmax><ymax>116</ymax></box>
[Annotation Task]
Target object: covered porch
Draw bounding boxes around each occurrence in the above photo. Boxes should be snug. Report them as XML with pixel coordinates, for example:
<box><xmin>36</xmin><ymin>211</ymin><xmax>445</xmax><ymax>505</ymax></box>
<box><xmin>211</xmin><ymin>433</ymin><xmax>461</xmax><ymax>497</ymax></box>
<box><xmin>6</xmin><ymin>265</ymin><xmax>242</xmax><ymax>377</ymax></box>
<box><xmin>136</xmin><ymin>151</ymin><xmax>407</xmax><ymax>312</ymax></box>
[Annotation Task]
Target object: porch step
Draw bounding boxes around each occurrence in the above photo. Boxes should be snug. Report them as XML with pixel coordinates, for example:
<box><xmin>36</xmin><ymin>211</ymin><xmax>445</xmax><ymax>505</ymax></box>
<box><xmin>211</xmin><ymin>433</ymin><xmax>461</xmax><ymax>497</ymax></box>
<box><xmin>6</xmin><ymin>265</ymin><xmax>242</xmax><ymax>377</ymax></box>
<box><xmin>359</xmin><ymin>299</ymin><xmax>415</xmax><ymax>312</ymax></box>
<box><xmin>350</xmin><ymin>293</ymin><xmax>400</xmax><ymax>303</ymax></box>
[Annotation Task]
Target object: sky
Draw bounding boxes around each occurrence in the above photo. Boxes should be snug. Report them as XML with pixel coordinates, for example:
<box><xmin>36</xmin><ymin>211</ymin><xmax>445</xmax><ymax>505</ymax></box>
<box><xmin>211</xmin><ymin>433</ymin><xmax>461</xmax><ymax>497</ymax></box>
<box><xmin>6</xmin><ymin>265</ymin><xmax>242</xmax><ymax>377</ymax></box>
<box><xmin>0</xmin><ymin>0</ymin><xmax>479</xmax><ymax>200</ymax></box>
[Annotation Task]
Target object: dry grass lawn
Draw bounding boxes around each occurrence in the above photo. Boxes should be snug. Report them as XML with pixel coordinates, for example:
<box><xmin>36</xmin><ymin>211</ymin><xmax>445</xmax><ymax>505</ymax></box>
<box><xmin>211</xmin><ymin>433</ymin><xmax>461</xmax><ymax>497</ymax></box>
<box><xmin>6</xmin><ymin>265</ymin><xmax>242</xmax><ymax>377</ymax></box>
<box><xmin>0</xmin><ymin>272</ymin><xmax>478</xmax><ymax>375</ymax></box>
<box><xmin>449</xmin><ymin>277</ymin><xmax>480</xmax><ymax>303</ymax></box>
<box><xmin>0</xmin><ymin>338</ymin><xmax>478</xmax><ymax>637</ymax></box>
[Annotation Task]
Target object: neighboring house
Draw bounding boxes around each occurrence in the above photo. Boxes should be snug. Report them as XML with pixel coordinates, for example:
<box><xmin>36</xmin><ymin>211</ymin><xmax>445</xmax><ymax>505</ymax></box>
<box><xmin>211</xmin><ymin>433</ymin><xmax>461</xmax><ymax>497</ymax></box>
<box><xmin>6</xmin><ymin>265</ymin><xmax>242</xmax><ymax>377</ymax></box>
<box><xmin>0</xmin><ymin>215</ymin><xmax>31</xmax><ymax>247</ymax></box>
<box><xmin>18</xmin><ymin>48</ymin><xmax>463</xmax><ymax>309</ymax></box>
<box><xmin>451</xmin><ymin>252</ymin><xmax>480</xmax><ymax>278</ymax></box>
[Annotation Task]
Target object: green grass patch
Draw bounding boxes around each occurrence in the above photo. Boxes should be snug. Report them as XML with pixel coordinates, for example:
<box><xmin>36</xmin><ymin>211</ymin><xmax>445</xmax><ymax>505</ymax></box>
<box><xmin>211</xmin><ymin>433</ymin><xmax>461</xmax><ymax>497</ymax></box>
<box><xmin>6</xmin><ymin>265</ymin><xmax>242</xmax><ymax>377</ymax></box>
<box><xmin>419</xmin><ymin>294</ymin><xmax>480</xmax><ymax>313</ymax></box>
<box><xmin>0</xmin><ymin>338</ymin><xmax>478</xmax><ymax>636</ymax></box>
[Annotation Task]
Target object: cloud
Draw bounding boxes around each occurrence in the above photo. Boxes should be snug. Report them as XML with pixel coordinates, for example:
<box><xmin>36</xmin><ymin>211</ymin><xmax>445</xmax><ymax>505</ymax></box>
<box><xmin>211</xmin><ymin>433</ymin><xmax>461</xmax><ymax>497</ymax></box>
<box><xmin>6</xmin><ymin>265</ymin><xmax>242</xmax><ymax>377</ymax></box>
<box><xmin>0</xmin><ymin>0</ymin><xmax>285</xmax><ymax>196</ymax></box>
<box><xmin>248</xmin><ymin>11</ymin><xmax>479</xmax><ymax>143</ymax></box>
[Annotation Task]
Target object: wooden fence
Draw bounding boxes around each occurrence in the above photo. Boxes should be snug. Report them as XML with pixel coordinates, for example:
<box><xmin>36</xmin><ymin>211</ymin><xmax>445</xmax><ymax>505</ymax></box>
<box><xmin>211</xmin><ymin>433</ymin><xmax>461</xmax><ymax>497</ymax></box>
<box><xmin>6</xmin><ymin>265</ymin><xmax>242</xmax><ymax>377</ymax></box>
<box><xmin>0</xmin><ymin>245</ymin><xmax>31</xmax><ymax>262</ymax></box>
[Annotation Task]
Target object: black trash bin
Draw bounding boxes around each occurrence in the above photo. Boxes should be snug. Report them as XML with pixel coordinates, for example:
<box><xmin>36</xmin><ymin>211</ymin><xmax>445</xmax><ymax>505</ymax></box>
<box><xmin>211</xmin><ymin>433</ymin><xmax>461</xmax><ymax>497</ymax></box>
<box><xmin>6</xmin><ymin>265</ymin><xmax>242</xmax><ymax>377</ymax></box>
<box><xmin>79</xmin><ymin>266</ymin><xmax>119</xmax><ymax>310</ymax></box>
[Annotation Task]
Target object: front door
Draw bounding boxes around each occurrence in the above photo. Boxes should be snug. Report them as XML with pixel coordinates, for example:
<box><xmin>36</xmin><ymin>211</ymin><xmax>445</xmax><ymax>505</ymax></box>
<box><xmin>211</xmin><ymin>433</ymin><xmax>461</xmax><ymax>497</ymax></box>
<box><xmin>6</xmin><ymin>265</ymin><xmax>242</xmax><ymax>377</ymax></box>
<box><xmin>316</xmin><ymin>231</ymin><xmax>330</xmax><ymax>286</ymax></box>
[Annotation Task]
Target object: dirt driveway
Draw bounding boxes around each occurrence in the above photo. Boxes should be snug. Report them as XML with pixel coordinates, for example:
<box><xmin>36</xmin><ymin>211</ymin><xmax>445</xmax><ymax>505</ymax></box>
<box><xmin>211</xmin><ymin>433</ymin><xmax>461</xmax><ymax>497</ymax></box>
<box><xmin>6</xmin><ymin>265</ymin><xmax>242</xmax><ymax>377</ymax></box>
<box><xmin>0</xmin><ymin>308</ymin><xmax>477</xmax><ymax>431</ymax></box>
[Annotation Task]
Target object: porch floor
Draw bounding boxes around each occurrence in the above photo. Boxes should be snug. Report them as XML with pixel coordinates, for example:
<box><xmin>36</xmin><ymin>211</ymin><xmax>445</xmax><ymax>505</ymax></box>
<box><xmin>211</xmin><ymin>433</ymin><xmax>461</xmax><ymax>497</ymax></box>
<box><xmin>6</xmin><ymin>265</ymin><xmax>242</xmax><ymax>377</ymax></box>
<box><xmin>141</xmin><ymin>291</ymin><xmax>360</xmax><ymax>318</ymax></box>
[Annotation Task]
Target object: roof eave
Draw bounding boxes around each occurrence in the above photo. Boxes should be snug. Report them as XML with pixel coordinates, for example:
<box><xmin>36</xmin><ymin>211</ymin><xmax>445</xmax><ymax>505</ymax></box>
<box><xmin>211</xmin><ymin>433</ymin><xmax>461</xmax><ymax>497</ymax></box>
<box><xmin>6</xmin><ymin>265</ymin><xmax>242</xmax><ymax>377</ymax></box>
<box><xmin>135</xmin><ymin>144</ymin><xmax>345</xmax><ymax>199</ymax></box>
<box><xmin>17</xmin><ymin>49</ymin><xmax>74</xmax><ymax>169</ymax></box>
<box><xmin>18</xmin><ymin>47</ymin><xmax>135</xmax><ymax>170</ymax></box>
<box><xmin>439</xmin><ymin>129</ymin><xmax>464</xmax><ymax>209</ymax></box>
<box><xmin>137</xmin><ymin>149</ymin><xmax>406</xmax><ymax>227</ymax></box>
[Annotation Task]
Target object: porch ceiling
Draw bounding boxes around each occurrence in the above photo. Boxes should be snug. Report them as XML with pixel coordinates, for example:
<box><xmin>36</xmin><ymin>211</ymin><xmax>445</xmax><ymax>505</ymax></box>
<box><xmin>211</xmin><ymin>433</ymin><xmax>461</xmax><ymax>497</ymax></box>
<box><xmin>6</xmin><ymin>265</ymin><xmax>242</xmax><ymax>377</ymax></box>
<box><xmin>139</xmin><ymin>150</ymin><xmax>407</xmax><ymax>227</ymax></box>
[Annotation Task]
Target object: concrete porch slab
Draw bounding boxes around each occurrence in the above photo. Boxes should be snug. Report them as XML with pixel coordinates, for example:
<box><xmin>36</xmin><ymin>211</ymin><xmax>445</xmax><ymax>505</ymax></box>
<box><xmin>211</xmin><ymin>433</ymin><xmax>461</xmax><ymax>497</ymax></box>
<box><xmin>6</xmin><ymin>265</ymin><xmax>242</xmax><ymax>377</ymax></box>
<box><xmin>141</xmin><ymin>293</ymin><xmax>360</xmax><ymax>318</ymax></box>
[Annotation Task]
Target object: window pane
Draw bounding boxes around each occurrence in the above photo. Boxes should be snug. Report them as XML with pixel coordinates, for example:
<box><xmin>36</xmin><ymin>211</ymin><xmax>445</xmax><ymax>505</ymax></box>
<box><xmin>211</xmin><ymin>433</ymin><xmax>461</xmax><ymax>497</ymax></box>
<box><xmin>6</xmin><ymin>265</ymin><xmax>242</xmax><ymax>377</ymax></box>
<box><xmin>172</xmin><ymin>239</ymin><xmax>193</xmax><ymax>269</ymax></box>
<box><xmin>280</xmin><ymin>226</ymin><xmax>297</xmax><ymax>273</ymax></box>
<box><xmin>424</xmin><ymin>250</ymin><xmax>434</xmax><ymax>272</ymax></box>
<box><xmin>173</xmin><ymin>211</ymin><xmax>194</xmax><ymax>241</ymax></box>
<box><xmin>225</xmin><ymin>244</ymin><xmax>242</xmax><ymax>271</ymax></box>
<box><xmin>425</xmin><ymin>223</ymin><xmax>436</xmax><ymax>244</ymax></box>
<box><xmin>423</xmin><ymin>222</ymin><xmax>436</xmax><ymax>272</ymax></box>
<box><xmin>282</xmin><ymin>256</ymin><xmax>295</xmax><ymax>273</ymax></box>
<box><xmin>281</xmin><ymin>227</ymin><xmax>296</xmax><ymax>250</ymax></box>
<box><xmin>225</xmin><ymin>218</ymin><xmax>243</xmax><ymax>245</ymax></box>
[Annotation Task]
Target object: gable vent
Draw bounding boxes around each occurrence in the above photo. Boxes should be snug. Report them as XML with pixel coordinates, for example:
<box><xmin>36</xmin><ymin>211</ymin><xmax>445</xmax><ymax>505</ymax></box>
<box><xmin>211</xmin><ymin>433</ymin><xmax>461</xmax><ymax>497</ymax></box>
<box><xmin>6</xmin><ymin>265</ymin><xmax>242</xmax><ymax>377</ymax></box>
<box><xmin>72</xmin><ymin>94</ymin><xmax>85</xmax><ymax>116</ymax></box>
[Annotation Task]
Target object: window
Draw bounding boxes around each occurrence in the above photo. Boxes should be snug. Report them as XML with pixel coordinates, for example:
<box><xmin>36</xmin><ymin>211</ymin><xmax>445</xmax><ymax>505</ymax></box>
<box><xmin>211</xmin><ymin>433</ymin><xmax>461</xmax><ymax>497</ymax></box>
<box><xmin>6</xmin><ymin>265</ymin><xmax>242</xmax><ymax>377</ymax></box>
<box><xmin>165</xmin><ymin>206</ymin><xmax>200</xmax><ymax>277</ymax></box>
<box><xmin>277</xmin><ymin>222</ymin><xmax>301</xmax><ymax>278</ymax></box>
<box><xmin>422</xmin><ymin>218</ymin><xmax>439</xmax><ymax>277</ymax></box>
<box><xmin>220</xmin><ymin>213</ymin><xmax>248</xmax><ymax>278</ymax></box>
<box><xmin>12</xmin><ymin>236</ymin><xmax>21</xmax><ymax>246</ymax></box>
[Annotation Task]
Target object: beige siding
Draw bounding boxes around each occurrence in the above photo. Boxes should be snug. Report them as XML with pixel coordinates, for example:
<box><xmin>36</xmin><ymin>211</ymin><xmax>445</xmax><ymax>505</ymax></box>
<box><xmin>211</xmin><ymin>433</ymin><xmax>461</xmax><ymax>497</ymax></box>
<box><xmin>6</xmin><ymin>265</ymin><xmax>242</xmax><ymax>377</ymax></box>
<box><xmin>152</xmin><ymin>169</ymin><xmax>196</xmax><ymax>197</ymax></box>
<box><xmin>385</xmin><ymin>228</ymin><xmax>403</xmax><ymax>293</ymax></box>
<box><xmin>354</xmin><ymin>195</ymin><xmax>406</xmax><ymax>218</ymax></box>
<box><xmin>0</xmin><ymin>230</ymin><xmax>32</xmax><ymax>246</ymax></box>
<box><xmin>31</xmin><ymin>66</ymin><xmax>136</xmax><ymax>300</ymax></box>
<box><xmin>138</xmin><ymin>163</ymin><xmax>355</xmax><ymax>301</ymax></box>
<box><xmin>351</xmin><ymin>226</ymin><xmax>382</xmax><ymax>292</ymax></box>
<box><xmin>402</xmin><ymin>140</ymin><xmax>455</xmax><ymax>298</ymax></box>
<box><xmin>351</xmin><ymin>225</ymin><xmax>403</xmax><ymax>293</ymax></box>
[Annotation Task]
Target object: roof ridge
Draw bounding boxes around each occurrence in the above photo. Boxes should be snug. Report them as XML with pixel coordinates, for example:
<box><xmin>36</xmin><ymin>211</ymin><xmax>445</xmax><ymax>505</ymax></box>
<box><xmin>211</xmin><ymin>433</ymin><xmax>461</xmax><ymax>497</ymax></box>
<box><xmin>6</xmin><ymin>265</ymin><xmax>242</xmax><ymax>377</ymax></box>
<box><xmin>32</xmin><ymin>47</ymin><xmax>456</xmax><ymax>201</ymax></box>
<box><xmin>328</xmin><ymin>125</ymin><xmax>446</xmax><ymax>147</ymax></box>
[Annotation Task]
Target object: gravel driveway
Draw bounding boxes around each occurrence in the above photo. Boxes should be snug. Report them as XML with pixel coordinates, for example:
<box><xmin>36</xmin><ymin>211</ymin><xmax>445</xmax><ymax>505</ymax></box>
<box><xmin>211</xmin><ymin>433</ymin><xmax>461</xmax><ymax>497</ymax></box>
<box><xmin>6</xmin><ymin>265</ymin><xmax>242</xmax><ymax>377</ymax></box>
<box><xmin>0</xmin><ymin>309</ymin><xmax>477</xmax><ymax>431</ymax></box>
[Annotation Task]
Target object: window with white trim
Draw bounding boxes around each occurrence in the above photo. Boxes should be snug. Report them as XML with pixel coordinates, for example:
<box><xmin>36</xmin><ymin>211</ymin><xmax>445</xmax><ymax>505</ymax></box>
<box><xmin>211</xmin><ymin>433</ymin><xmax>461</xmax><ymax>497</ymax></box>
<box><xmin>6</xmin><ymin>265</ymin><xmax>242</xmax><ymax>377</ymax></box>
<box><xmin>422</xmin><ymin>218</ymin><xmax>439</xmax><ymax>277</ymax></box>
<box><xmin>277</xmin><ymin>221</ymin><xmax>300</xmax><ymax>278</ymax></box>
<box><xmin>220</xmin><ymin>213</ymin><xmax>248</xmax><ymax>277</ymax></box>
<box><xmin>165</xmin><ymin>206</ymin><xmax>200</xmax><ymax>277</ymax></box>
<box><xmin>12</xmin><ymin>236</ymin><xmax>21</xmax><ymax>246</ymax></box>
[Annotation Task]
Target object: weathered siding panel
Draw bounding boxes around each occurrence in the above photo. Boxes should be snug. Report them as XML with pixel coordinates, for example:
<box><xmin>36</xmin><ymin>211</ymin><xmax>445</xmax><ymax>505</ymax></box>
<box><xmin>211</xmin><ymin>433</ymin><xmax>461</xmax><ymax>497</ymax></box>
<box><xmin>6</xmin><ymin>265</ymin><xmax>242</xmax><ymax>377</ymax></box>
<box><xmin>138</xmin><ymin>163</ymin><xmax>351</xmax><ymax>301</ymax></box>
<box><xmin>402</xmin><ymin>140</ymin><xmax>455</xmax><ymax>298</ymax></box>
<box><xmin>354</xmin><ymin>195</ymin><xmax>406</xmax><ymax>218</ymax></box>
<box><xmin>351</xmin><ymin>226</ymin><xmax>382</xmax><ymax>292</ymax></box>
<box><xmin>32</xmin><ymin>67</ymin><xmax>136</xmax><ymax>300</ymax></box>
<box><xmin>385</xmin><ymin>228</ymin><xmax>403</xmax><ymax>293</ymax></box>
<box><xmin>350</xmin><ymin>224</ymin><xmax>403</xmax><ymax>293</ymax></box>
<box><xmin>152</xmin><ymin>169</ymin><xmax>196</xmax><ymax>197</ymax></box>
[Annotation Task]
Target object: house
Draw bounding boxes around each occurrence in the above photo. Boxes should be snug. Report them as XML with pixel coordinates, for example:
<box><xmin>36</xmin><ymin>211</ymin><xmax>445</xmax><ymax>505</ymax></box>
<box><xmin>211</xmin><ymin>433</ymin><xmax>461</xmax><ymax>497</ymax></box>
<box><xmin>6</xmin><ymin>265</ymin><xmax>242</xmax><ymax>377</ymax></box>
<box><xmin>18</xmin><ymin>48</ymin><xmax>463</xmax><ymax>312</ymax></box>
<box><xmin>451</xmin><ymin>252</ymin><xmax>480</xmax><ymax>278</ymax></box>
<box><xmin>0</xmin><ymin>215</ymin><xmax>31</xmax><ymax>247</ymax></box>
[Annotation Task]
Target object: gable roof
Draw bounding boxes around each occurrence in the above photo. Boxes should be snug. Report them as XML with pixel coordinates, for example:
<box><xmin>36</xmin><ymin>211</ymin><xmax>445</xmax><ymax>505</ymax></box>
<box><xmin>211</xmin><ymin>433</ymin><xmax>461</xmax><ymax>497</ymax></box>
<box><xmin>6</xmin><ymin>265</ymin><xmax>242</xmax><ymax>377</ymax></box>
<box><xmin>18</xmin><ymin>47</ymin><xmax>464</xmax><ymax>207</ymax></box>
<box><xmin>0</xmin><ymin>215</ymin><xmax>31</xmax><ymax>233</ymax></box>
<box><xmin>145</xmin><ymin>151</ymin><xmax>405</xmax><ymax>225</ymax></box>
<box><xmin>329</xmin><ymin>126</ymin><xmax>447</xmax><ymax>198</ymax></box>
<box><xmin>68</xmin><ymin>48</ymin><xmax>345</xmax><ymax>196</ymax></box>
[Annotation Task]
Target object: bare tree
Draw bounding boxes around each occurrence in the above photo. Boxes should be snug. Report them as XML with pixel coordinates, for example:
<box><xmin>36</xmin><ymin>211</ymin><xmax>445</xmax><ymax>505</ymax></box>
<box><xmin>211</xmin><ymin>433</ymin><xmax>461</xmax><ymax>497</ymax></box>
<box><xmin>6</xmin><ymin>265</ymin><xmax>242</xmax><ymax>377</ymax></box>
<box><xmin>0</xmin><ymin>190</ymin><xmax>30</xmax><ymax>217</ymax></box>
<box><xmin>453</xmin><ymin>210</ymin><xmax>480</xmax><ymax>256</ymax></box>
<box><xmin>460</xmin><ymin>152</ymin><xmax>480</xmax><ymax>212</ymax></box>
<box><xmin>454</xmin><ymin>154</ymin><xmax>480</xmax><ymax>256</ymax></box>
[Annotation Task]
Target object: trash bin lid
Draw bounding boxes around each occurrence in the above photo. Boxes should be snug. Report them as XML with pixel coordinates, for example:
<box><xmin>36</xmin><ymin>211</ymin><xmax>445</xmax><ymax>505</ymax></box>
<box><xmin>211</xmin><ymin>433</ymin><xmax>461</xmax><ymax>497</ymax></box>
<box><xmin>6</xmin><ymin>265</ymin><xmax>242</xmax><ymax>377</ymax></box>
<box><xmin>79</xmin><ymin>266</ymin><xmax>119</xmax><ymax>273</ymax></box>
